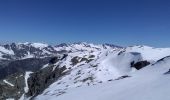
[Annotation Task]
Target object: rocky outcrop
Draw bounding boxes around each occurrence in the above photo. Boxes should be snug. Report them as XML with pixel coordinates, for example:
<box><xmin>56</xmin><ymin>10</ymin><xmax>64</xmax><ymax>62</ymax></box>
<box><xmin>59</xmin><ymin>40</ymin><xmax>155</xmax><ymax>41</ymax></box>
<box><xmin>0</xmin><ymin>73</ymin><xmax>25</xmax><ymax>100</ymax></box>
<box><xmin>0</xmin><ymin>56</ymin><xmax>68</xmax><ymax>99</ymax></box>
<box><xmin>25</xmin><ymin>56</ymin><xmax>69</xmax><ymax>98</ymax></box>
<box><xmin>0</xmin><ymin>57</ymin><xmax>52</xmax><ymax>80</ymax></box>
<box><xmin>49</xmin><ymin>57</ymin><xmax>60</xmax><ymax>64</ymax></box>
<box><xmin>131</xmin><ymin>61</ymin><xmax>150</xmax><ymax>70</ymax></box>
<box><xmin>27</xmin><ymin>65</ymin><xmax>67</xmax><ymax>97</ymax></box>
<box><xmin>71</xmin><ymin>56</ymin><xmax>94</xmax><ymax>66</ymax></box>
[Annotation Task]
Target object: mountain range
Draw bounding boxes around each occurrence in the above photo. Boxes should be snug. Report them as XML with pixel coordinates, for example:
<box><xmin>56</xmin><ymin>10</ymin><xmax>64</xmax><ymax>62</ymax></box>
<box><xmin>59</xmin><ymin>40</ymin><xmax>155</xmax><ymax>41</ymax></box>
<box><xmin>0</xmin><ymin>42</ymin><xmax>170</xmax><ymax>100</ymax></box>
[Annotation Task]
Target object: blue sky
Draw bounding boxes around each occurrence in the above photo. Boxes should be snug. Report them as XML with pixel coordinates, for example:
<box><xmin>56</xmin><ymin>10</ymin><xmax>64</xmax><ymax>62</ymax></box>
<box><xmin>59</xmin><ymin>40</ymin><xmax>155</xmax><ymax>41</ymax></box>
<box><xmin>0</xmin><ymin>0</ymin><xmax>170</xmax><ymax>47</ymax></box>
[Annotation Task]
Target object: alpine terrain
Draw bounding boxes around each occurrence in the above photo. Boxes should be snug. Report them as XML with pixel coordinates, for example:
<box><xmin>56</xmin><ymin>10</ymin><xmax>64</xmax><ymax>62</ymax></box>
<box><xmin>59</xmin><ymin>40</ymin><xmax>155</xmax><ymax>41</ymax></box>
<box><xmin>0</xmin><ymin>42</ymin><xmax>170</xmax><ymax>100</ymax></box>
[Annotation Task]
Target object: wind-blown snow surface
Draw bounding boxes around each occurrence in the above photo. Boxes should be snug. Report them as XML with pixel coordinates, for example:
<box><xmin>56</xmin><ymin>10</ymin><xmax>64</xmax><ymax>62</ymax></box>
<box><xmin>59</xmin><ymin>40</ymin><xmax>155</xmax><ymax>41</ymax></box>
<box><xmin>34</xmin><ymin>45</ymin><xmax>170</xmax><ymax>100</ymax></box>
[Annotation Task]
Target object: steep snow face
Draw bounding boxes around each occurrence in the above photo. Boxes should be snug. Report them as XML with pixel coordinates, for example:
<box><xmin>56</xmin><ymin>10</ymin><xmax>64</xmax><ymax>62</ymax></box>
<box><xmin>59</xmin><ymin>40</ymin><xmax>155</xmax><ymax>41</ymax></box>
<box><xmin>35</xmin><ymin>56</ymin><xmax>170</xmax><ymax>100</ymax></box>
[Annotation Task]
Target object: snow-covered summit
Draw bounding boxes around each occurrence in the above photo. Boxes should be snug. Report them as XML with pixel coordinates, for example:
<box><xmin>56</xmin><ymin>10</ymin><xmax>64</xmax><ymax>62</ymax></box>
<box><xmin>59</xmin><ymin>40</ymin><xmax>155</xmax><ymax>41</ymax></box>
<box><xmin>55</xmin><ymin>42</ymin><xmax>122</xmax><ymax>52</ymax></box>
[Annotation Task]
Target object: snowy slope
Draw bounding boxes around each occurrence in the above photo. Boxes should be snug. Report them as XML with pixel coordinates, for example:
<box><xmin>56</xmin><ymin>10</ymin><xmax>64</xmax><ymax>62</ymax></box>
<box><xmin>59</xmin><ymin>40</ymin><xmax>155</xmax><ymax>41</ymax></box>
<box><xmin>2</xmin><ymin>43</ymin><xmax>170</xmax><ymax>100</ymax></box>
<box><xmin>30</xmin><ymin>45</ymin><xmax>170</xmax><ymax>100</ymax></box>
<box><xmin>126</xmin><ymin>45</ymin><xmax>170</xmax><ymax>61</ymax></box>
<box><xmin>47</xmin><ymin>72</ymin><xmax>170</xmax><ymax>100</ymax></box>
<box><xmin>35</xmin><ymin>54</ymin><xmax>170</xmax><ymax>100</ymax></box>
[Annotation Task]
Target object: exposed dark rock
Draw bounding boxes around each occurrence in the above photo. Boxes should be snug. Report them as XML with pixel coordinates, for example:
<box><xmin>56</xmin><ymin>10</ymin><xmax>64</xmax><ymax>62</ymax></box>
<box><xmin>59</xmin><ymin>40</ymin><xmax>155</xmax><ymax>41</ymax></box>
<box><xmin>0</xmin><ymin>73</ymin><xmax>25</xmax><ymax>100</ymax></box>
<box><xmin>91</xmin><ymin>64</ymin><xmax>98</xmax><ymax>67</ymax></box>
<box><xmin>117</xmin><ymin>50</ymin><xmax>125</xmax><ymax>55</ymax></box>
<box><xmin>55</xmin><ymin>43</ymin><xmax>68</xmax><ymax>47</ymax></box>
<box><xmin>153</xmin><ymin>56</ymin><xmax>170</xmax><ymax>66</ymax></box>
<box><xmin>71</xmin><ymin>57</ymin><xmax>80</xmax><ymax>66</ymax></box>
<box><xmin>80</xmin><ymin>57</ymin><xmax>94</xmax><ymax>63</ymax></box>
<box><xmin>82</xmin><ymin>77</ymin><xmax>94</xmax><ymax>82</ymax></box>
<box><xmin>0</xmin><ymin>43</ymin><xmax>62</xmax><ymax>60</ymax></box>
<box><xmin>164</xmin><ymin>69</ymin><xmax>170</xmax><ymax>75</ymax></box>
<box><xmin>61</xmin><ymin>54</ymin><xmax>68</xmax><ymax>60</ymax></box>
<box><xmin>131</xmin><ymin>61</ymin><xmax>150</xmax><ymax>70</ymax></box>
<box><xmin>49</xmin><ymin>57</ymin><xmax>59</xmax><ymax>64</ymax></box>
<box><xmin>87</xmin><ymin>59</ymin><xmax>94</xmax><ymax>63</ymax></box>
<box><xmin>0</xmin><ymin>56</ymin><xmax>65</xmax><ymax>99</ymax></box>
<box><xmin>0</xmin><ymin>60</ymin><xmax>11</xmax><ymax>69</ymax></box>
<box><xmin>103</xmin><ymin>43</ymin><xmax>122</xmax><ymax>48</ymax></box>
<box><xmin>0</xmin><ymin>57</ymin><xmax>52</xmax><ymax>80</ymax></box>
<box><xmin>80</xmin><ymin>58</ymin><xmax>88</xmax><ymax>62</ymax></box>
<box><xmin>89</xmin><ymin>55</ymin><xmax>95</xmax><ymax>58</ymax></box>
<box><xmin>115</xmin><ymin>75</ymin><xmax>130</xmax><ymax>80</ymax></box>
<box><xmin>26</xmin><ymin>65</ymin><xmax>67</xmax><ymax>97</ymax></box>
<box><xmin>108</xmin><ymin>79</ymin><xmax>113</xmax><ymax>81</ymax></box>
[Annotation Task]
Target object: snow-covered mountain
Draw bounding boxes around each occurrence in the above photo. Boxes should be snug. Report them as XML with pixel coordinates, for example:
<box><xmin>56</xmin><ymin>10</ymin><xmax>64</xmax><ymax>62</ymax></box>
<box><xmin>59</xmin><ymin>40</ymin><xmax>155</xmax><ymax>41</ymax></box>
<box><xmin>0</xmin><ymin>42</ymin><xmax>119</xmax><ymax>80</ymax></box>
<box><xmin>33</xmin><ymin>45</ymin><xmax>170</xmax><ymax>100</ymax></box>
<box><xmin>40</xmin><ymin>56</ymin><xmax>170</xmax><ymax>100</ymax></box>
<box><xmin>0</xmin><ymin>42</ymin><xmax>120</xmax><ymax>60</ymax></box>
<box><xmin>1</xmin><ymin>42</ymin><xmax>170</xmax><ymax>100</ymax></box>
<box><xmin>0</xmin><ymin>42</ymin><xmax>54</xmax><ymax>60</ymax></box>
